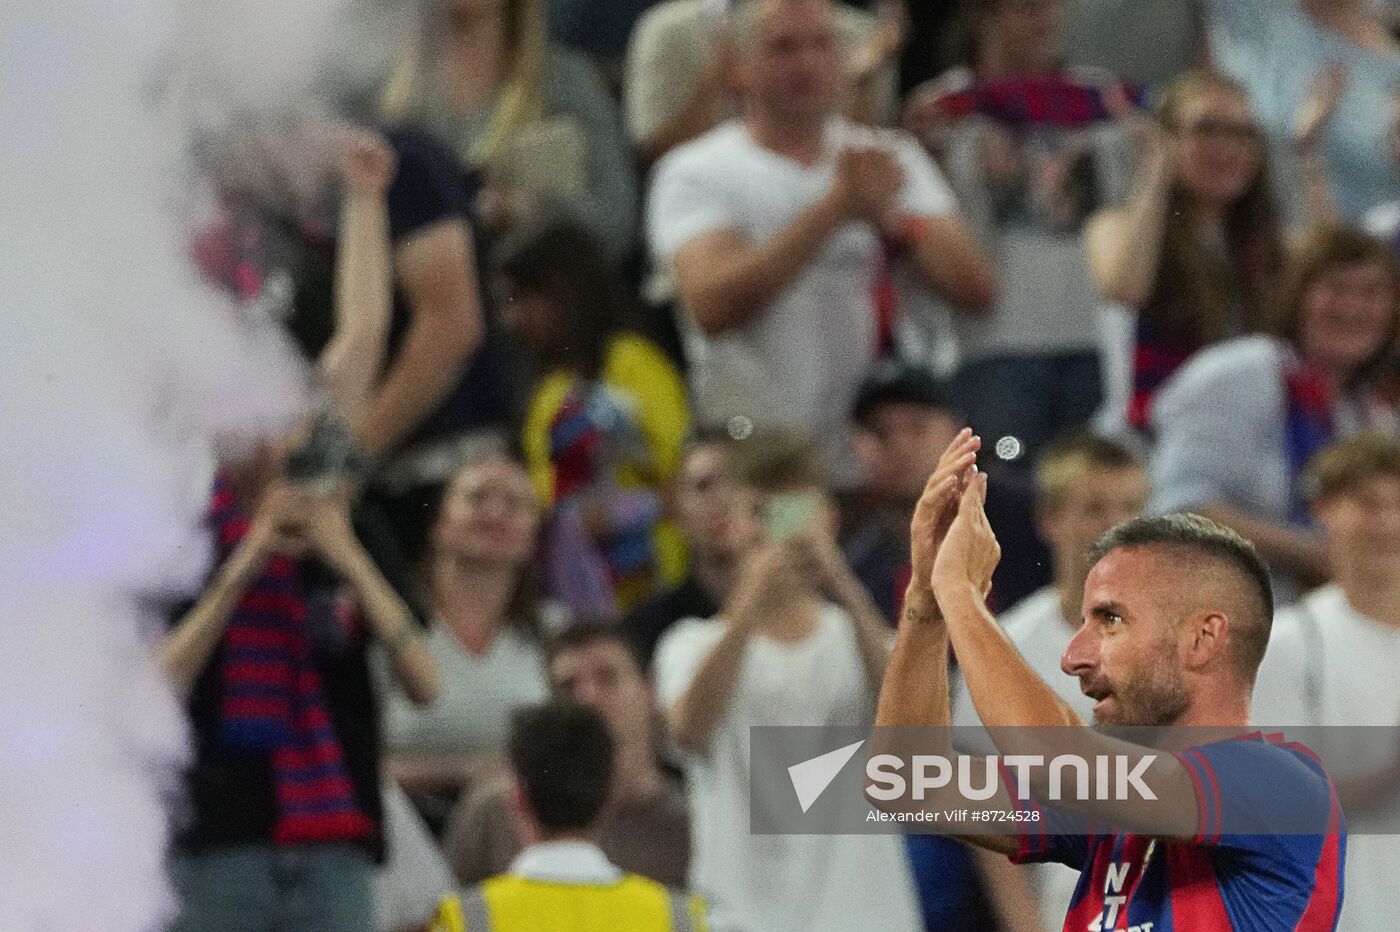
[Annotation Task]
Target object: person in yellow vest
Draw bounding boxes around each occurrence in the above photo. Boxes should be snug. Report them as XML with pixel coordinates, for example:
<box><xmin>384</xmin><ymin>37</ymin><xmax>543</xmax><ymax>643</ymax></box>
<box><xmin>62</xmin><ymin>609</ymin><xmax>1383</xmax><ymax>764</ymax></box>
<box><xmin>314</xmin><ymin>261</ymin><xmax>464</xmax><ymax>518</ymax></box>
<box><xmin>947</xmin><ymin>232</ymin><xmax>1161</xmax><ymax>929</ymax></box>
<box><xmin>428</xmin><ymin>701</ymin><xmax>707</xmax><ymax>932</ymax></box>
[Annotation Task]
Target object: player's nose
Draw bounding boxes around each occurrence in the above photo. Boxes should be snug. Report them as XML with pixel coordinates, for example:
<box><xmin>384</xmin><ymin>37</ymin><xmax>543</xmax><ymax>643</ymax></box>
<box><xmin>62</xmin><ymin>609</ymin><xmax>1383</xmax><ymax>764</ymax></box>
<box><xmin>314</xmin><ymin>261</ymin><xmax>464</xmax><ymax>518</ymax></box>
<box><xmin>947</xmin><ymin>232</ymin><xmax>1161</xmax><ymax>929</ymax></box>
<box><xmin>1061</xmin><ymin>623</ymin><xmax>1097</xmax><ymax>678</ymax></box>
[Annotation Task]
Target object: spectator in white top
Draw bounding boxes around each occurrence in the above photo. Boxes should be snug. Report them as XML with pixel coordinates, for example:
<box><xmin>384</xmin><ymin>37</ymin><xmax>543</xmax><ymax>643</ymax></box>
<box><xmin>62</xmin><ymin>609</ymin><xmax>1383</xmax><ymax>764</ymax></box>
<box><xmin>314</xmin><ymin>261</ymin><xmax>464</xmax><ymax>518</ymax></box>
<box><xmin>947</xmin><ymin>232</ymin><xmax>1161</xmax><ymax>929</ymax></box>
<box><xmin>379</xmin><ymin>444</ymin><xmax>562</xmax><ymax>823</ymax></box>
<box><xmin>1252</xmin><ymin>431</ymin><xmax>1400</xmax><ymax>932</ymax></box>
<box><xmin>654</xmin><ymin>428</ymin><xmax>921</xmax><ymax>932</ymax></box>
<box><xmin>949</xmin><ymin>430</ymin><xmax>1148</xmax><ymax>932</ymax></box>
<box><xmin>625</xmin><ymin>0</ymin><xmax>908</xmax><ymax>165</ymax></box>
<box><xmin>648</xmin><ymin>0</ymin><xmax>995</xmax><ymax>488</ymax></box>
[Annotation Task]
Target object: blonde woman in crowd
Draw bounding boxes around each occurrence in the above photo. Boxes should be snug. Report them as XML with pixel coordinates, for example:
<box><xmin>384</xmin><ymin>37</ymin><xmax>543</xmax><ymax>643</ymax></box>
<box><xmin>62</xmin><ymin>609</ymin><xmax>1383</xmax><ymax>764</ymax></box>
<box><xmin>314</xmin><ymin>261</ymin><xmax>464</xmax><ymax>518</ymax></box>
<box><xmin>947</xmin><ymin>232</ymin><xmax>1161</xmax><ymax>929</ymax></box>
<box><xmin>380</xmin><ymin>0</ymin><xmax>639</xmax><ymax>257</ymax></box>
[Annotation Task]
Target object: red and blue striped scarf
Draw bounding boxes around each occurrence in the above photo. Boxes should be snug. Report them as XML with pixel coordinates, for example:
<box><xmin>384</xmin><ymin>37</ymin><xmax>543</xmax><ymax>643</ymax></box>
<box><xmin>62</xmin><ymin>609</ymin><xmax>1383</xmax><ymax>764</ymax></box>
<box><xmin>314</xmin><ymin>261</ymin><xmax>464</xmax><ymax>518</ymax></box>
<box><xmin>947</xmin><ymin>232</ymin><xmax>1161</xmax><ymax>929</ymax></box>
<box><xmin>930</xmin><ymin>73</ymin><xmax>1143</xmax><ymax>129</ymax></box>
<box><xmin>209</xmin><ymin>479</ymin><xmax>375</xmax><ymax>846</ymax></box>
<box><xmin>1282</xmin><ymin>362</ymin><xmax>1336</xmax><ymax>525</ymax></box>
<box><xmin>1127</xmin><ymin>324</ymin><xmax>1197</xmax><ymax>431</ymax></box>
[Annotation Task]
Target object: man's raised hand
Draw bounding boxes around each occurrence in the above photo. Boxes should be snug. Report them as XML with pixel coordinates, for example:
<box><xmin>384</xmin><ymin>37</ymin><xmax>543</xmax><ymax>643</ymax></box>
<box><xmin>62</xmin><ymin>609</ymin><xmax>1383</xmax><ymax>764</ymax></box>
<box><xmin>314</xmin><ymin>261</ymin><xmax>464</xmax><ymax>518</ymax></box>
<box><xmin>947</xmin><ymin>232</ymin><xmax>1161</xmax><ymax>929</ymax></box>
<box><xmin>930</xmin><ymin>470</ymin><xmax>1000</xmax><ymax>606</ymax></box>
<box><xmin>908</xmin><ymin>429</ymin><xmax>980</xmax><ymax>611</ymax></box>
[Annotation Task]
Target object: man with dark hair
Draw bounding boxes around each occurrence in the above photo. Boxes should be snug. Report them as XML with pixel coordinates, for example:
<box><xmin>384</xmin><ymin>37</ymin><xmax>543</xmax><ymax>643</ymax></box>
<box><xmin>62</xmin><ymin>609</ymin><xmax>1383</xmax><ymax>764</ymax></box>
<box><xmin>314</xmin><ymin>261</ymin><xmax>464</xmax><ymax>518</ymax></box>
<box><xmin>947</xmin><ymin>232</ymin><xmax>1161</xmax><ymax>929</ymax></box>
<box><xmin>430</xmin><ymin>702</ymin><xmax>705</xmax><ymax>932</ymax></box>
<box><xmin>625</xmin><ymin>429</ymin><xmax>741</xmax><ymax>667</ymax></box>
<box><xmin>655</xmin><ymin>427</ymin><xmax>922</xmax><ymax>931</ymax></box>
<box><xmin>874</xmin><ymin>430</ymin><xmax>1345</xmax><ymax>931</ymax></box>
<box><xmin>442</xmin><ymin>624</ymin><xmax>691</xmax><ymax>888</ymax></box>
<box><xmin>1254</xmin><ymin>431</ymin><xmax>1400</xmax><ymax>931</ymax></box>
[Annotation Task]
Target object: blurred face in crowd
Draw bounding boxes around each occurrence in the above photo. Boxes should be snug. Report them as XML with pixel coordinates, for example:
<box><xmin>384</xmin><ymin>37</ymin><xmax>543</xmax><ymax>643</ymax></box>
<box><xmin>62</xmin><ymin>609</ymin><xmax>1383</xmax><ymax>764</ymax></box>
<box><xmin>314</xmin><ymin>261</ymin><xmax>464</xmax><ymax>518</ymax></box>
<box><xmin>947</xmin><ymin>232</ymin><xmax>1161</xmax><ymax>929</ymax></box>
<box><xmin>730</xmin><ymin>480</ymin><xmax>835</xmax><ymax>593</ymax></box>
<box><xmin>676</xmin><ymin>443</ymin><xmax>742</xmax><ymax>560</ymax></box>
<box><xmin>1315</xmin><ymin>475</ymin><xmax>1400</xmax><ymax>586</ymax></box>
<box><xmin>854</xmin><ymin>402</ymin><xmax>963</xmax><ymax>504</ymax></box>
<box><xmin>434</xmin><ymin>455</ymin><xmax>540</xmax><ymax>566</ymax></box>
<box><xmin>1169</xmin><ymin>85</ymin><xmax>1263</xmax><ymax>206</ymax></box>
<box><xmin>1063</xmin><ymin>549</ymin><xmax>1194</xmax><ymax>727</ymax></box>
<box><xmin>979</xmin><ymin>0</ymin><xmax>1064</xmax><ymax>72</ymax></box>
<box><xmin>741</xmin><ymin>0</ymin><xmax>843</xmax><ymax>124</ymax></box>
<box><xmin>1039</xmin><ymin>465</ymin><xmax>1150</xmax><ymax>585</ymax></box>
<box><xmin>1296</xmin><ymin>259</ymin><xmax>1397</xmax><ymax>379</ymax></box>
<box><xmin>549</xmin><ymin>638</ymin><xmax>654</xmax><ymax>751</ymax></box>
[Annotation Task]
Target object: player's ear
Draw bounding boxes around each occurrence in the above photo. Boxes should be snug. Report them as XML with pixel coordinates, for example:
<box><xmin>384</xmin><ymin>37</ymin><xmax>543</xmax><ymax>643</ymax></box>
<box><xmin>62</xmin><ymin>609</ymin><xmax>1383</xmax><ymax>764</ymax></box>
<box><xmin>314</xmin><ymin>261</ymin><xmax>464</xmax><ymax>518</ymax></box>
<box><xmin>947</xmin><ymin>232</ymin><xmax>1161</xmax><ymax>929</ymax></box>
<box><xmin>1184</xmin><ymin>610</ymin><xmax>1230</xmax><ymax>671</ymax></box>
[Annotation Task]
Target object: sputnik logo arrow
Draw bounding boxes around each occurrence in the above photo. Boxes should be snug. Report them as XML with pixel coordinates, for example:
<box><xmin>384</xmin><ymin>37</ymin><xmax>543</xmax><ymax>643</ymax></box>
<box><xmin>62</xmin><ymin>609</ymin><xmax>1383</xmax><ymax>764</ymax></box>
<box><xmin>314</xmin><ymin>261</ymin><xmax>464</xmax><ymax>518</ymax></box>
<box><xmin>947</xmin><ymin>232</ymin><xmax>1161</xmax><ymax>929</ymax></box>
<box><xmin>787</xmin><ymin>739</ymin><xmax>866</xmax><ymax>813</ymax></box>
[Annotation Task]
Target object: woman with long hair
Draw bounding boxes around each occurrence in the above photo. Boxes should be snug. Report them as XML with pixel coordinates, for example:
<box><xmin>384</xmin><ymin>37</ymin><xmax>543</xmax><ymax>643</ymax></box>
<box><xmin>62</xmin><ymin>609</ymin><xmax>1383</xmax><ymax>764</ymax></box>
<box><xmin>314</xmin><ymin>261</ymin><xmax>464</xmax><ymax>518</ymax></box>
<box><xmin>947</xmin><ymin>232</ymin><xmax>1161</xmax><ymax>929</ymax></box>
<box><xmin>379</xmin><ymin>442</ymin><xmax>561</xmax><ymax>807</ymax></box>
<box><xmin>379</xmin><ymin>0</ymin><xmax>638</xmax><ymax>257</ymax></box>
<box><xmin>1151</xmin><ymin>225</ymin><xmax>1400</xmax><ymax>601</ymax></box>
<box><xmin>1086</xmin><ymin>69</ymin><xmax>1285</xmax><ymax>430</ymax></box>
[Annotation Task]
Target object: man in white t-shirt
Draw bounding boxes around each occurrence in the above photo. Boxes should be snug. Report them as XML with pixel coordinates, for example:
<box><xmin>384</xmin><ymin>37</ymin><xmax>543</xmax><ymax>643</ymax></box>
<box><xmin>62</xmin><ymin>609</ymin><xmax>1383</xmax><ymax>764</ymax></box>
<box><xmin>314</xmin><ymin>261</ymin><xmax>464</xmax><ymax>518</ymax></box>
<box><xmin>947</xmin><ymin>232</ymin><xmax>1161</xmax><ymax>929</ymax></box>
<box><xmin>950</xmin><ymin>430</ymin><xmax>1148</xmax><ymax>930</ymax></box>
<box><xmin>647</xmin><ymin>0</ymin><xmax>995</xmax><ymax>488</ymax></box>
<box><xmin>1252</xmin><ymin>431</ymin><xmax>1400</xmax><ymax>932</ymax></box>
<box><xmin>653</xmin><ymin>429</ymin><xmax>921</xmax><ymax>932</ymax></box>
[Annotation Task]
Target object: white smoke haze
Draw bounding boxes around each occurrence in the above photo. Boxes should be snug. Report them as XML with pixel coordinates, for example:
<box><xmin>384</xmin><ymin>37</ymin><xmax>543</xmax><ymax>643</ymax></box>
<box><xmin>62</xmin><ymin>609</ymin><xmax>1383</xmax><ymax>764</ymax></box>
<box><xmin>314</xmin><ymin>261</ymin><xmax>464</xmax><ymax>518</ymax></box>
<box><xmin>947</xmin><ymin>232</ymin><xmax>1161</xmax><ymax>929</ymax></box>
<box><xmin>0</xmin><ymin>0</ymin><xmax>407</xmax><ymax>928</ymax></box>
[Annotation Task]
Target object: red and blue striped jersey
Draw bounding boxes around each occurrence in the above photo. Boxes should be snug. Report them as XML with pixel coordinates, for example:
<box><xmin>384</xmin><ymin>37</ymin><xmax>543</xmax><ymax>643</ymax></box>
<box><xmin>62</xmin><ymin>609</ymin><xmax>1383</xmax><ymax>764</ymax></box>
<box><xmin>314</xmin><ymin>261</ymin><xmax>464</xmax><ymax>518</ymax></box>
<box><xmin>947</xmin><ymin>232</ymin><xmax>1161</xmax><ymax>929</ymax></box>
<box><xmin>1010</xmin><ymin>734</ymin><xmax>1345</xmax><ymax>931</ymax></box>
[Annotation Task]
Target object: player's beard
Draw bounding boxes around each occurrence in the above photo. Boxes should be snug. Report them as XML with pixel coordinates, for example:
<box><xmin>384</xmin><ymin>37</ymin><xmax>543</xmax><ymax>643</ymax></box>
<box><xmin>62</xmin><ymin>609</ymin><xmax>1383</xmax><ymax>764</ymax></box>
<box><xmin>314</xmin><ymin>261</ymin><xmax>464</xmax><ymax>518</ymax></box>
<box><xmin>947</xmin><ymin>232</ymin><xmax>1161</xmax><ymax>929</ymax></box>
<box><xmin>1093</xmin><ymin>638</ymin><xmax>1191</xmax><ymax>728</ymax></box>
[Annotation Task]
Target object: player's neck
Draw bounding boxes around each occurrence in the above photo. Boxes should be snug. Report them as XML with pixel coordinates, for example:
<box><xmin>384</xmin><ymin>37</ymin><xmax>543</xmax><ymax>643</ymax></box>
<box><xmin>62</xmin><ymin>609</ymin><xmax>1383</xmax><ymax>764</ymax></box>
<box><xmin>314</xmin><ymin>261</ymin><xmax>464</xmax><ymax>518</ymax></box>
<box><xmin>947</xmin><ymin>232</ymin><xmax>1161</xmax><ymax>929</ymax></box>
<box><xmin>1172</xmin><ymin>690</ymin><xmax>1252</xmax><ymax>730</ymax></box>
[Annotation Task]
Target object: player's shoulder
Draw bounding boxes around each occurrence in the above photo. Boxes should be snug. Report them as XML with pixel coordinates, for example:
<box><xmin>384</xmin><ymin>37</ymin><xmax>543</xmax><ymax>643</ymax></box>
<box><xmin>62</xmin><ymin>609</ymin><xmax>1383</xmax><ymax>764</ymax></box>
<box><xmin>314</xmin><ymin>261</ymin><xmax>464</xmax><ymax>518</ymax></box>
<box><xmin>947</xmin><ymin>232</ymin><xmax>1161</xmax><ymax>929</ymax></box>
<box><xmin>1061</xmin><ymin>63</ymin><xmax>1124</xmax><ymax>90</ymax></box>
<box><xmin>1157</xmin><ymin>335</ymin><xmax>1286</xmax><ymax>409</ymax></box>
<box><xmin>1194</xmin><ymin>733</ymin><xmax>1334</xmax><ymax>789</ymax></box>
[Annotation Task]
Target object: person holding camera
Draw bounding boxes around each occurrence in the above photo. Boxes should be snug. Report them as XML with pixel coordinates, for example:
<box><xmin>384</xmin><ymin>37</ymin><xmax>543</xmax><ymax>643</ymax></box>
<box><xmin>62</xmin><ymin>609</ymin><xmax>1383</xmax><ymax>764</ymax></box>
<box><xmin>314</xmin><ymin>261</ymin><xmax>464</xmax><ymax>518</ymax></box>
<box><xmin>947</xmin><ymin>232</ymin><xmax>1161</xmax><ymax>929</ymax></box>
<box><xmin>161</xmin><ymin>131</ymin><xmax>442</xmax><ymax>932</ymax></box>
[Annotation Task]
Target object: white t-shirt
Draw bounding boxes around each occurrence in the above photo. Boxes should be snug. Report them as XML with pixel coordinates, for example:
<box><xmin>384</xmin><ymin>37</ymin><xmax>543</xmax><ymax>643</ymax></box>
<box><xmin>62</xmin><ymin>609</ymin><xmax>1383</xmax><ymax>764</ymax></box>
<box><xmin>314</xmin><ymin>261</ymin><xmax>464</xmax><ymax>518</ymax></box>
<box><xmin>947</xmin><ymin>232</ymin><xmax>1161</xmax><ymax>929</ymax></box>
<box><xmin>647</xmin><ymin>118</ymin><xmax>957</xmax><ymax>487</ymax></box>
<box><xmin>1252</xmin><ymin>583</ymin><xmax>1400</xmax><ymax>932</ymax></box>
<box><xmin>950</xmin><ymin>586</ymin><xmax>1090</xmax><ymax>931</ymax></box>
<box><xmin>653</xmin><ymin>607</ymin><xmax>921</xmax><ymax>932</ymax></box>
<box><xmin>378</xmin><ymin>624</ymin><xmax>550</xmax><ymax>757</ymax></box>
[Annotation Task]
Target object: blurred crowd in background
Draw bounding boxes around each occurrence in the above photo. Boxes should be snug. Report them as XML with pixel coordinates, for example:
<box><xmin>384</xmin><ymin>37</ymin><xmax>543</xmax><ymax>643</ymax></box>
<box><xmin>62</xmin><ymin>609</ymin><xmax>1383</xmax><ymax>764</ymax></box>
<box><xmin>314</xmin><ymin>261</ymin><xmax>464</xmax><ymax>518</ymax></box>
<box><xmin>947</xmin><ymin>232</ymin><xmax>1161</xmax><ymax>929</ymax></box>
<box><xmin>157</xmin><ymin>0</ymin><xmax>1400</xmax><ymax>929</ymax></box>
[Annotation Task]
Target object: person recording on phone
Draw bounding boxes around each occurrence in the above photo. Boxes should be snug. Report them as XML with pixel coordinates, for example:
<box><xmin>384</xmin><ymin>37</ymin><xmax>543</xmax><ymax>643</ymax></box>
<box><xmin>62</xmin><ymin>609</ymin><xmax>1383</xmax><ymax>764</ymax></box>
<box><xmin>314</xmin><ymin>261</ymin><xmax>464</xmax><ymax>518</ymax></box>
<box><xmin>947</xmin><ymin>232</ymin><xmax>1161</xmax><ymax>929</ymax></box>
<box><xmin>654</xmin><ymin>428</ymin><xmax>922</xmax><ymax>932</ymax></box>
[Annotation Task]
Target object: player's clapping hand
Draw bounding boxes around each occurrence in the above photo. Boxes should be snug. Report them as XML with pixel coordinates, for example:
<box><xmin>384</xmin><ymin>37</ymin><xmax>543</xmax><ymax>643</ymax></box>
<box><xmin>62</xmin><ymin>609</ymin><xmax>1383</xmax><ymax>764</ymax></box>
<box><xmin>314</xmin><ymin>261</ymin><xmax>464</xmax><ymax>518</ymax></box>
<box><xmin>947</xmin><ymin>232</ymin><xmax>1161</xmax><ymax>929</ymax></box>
<box><xmin>930</xmin><ymin>469</ymin><xmax>1000</xmax><ymax>606</ymax></box>
<box><xmin>909</xmin><ymin>429</ymin><xmax>981</xmax><ymax>598</ymax></box>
